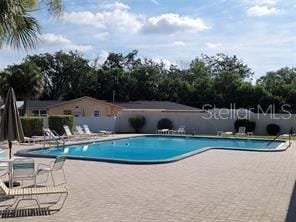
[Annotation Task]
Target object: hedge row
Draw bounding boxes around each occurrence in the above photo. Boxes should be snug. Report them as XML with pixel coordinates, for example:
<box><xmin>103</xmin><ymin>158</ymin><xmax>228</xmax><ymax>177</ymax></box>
<box><xmin>20</xmin><ymin>115</ymin><xmax>74</xmax><ymax>137</ymax></box>
<box><xmin>48</xmin><ymin>115</ymin><xmax>74</xmax><ymax>135</ymax></box>
<box><xmin>21</xmin><ymin>117</ymin><xmax>44</xmax><ymax>137</ymax></box>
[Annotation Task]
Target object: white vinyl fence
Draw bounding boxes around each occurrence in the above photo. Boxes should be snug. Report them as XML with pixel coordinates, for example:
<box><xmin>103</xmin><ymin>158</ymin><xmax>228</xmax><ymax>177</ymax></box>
<box><xmin>116</xmin><ymin>110</ymin><xmax>296</xmax><ymax>135</ymax></box>
<box><xmin>32</xmin><ymin>116</ymin><xmax>116</xmax><ymax>133</ymax></box>
<box><xmin>16</xmin><ymin>112</ymin><xmax>296</xmax><ymax>135</ymax></box>
<box><xmin>74</xmin><ymin>117</ymin><xmax>116</xmax><ymax>132</ymax></box>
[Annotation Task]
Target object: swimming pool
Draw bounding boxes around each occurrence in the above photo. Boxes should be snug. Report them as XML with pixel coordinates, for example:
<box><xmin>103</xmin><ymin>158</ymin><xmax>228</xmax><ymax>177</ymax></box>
<box><xmin>16</xmin><ymin>136</ymin><xmax>287</xmax><ymax>164</ymax></box>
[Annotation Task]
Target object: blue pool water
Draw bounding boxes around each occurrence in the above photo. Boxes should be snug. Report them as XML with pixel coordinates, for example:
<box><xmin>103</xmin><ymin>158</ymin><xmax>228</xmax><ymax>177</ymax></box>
<box><xmin>18</xmin><ymin>136</ymin><xmax>284</xmax><ymax>163</ymax></box>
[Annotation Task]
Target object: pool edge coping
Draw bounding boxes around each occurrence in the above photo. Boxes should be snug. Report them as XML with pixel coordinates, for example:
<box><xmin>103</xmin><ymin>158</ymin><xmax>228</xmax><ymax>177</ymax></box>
<box><xmin>15</xmin><ymin>135</ymin><xmax>290</xmax><ymax>165</ymax></box>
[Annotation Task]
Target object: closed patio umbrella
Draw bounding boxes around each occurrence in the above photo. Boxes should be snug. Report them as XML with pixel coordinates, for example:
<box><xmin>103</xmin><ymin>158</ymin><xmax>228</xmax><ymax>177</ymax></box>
<box><xmin>0</xmin><ymin>87</ymin><xmax>24</xmax><ymax>158</ymax></box>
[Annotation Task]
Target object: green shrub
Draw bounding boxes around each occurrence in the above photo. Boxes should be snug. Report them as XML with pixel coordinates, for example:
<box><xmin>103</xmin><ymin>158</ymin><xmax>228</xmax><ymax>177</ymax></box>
<box><xmin>129</xmin><ymin>115</ymin><xmax>146</xmax><ymax>133</ymax></box>
<box><xmin>234</xmin><ymin>119</ymin><xmax>256</xmax><ymax>132</ymax></box>
<box><xmin>21</xmin><ymin>117</ymin><xmax>44</xmax><ymax>137</ymax></box>
<box><xmin>266</xmin><ymin>124</ymin><xmax>280</xmax><ymax>135</ymax></box>
<box><xmin>48</xmin><ymin>115</ymin><xmax>74</xmax><ymax>135</ymax></box>
<box><xmin>157</xmin><ymin>118</ymin><xmax>173</xmax><ymax>130</ymax></box>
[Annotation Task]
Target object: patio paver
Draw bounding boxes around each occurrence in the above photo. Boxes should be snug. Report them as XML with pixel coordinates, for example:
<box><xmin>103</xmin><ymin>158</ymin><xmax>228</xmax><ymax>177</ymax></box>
<box><xmin>1</xmin><ymin>135</ymin><xmax>296</xmax><ymax>222</ymax></box>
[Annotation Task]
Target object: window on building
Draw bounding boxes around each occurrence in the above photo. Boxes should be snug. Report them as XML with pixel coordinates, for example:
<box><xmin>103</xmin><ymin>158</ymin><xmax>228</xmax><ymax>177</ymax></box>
<box><xmin>94</xmin><ymin>111</ymin><xmax>100</xmax><ymax>117</ymax></box>
<box><xmin>64</xmin><ymin>110</ymin><xmax>72</xmax><ymax>115</ymax></box>
<box><xmin>40</xmin><ymin>110</ymin><xmax>47</xmax><ymax>116</ymax></box>
<box><xmin>32</xmin><ymin>110</ymin><xmax>39</xmax><ymax>116</ymax></box>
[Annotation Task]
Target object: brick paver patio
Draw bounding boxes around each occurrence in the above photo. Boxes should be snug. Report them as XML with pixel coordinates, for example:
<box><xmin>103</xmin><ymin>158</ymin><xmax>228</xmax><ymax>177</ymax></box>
<box><xmin>1</xmin><ymin>135</ymin><xmax>296</xmax><ymax>222</ymax></box>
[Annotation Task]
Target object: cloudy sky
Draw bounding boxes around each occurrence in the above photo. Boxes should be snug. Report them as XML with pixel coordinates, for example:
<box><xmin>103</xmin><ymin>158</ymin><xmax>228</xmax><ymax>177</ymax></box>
<box><xmin>1</xmin><ymin>0</ymin><xmax>296</xmax><ymax>79</ymax></box>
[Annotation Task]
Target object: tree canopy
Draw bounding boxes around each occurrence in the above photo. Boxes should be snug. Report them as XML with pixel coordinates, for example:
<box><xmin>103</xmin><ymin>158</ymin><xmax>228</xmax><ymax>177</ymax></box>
<box><xmin>0</xmin><ymin>50</ymin><xmax>295</xmax><ymax>113</ymax></box>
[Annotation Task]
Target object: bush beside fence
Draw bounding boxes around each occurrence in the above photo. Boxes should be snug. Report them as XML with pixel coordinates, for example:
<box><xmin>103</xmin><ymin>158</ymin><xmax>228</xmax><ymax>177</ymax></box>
<box><xmin>21</xmin><ymin>117</ymin><xmax>44</xmax><ymax>137</ymax></box>
<box><xmin>48</xmin><ymin>115</ymin><xmax>74</xmax><ymax>135</ymax></box>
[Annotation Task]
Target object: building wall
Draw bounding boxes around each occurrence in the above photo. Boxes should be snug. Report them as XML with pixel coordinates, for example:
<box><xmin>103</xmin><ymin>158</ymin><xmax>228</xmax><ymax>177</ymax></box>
<box><xmin>47</xmin><ymin>98</ymin><xmax>122</xmax><ymax>117</ymax></box>
<box><xmin>26</xmin><ymin>109</ymin><xmax>33</xmax><ymax>116</ymax></box>
<box><xmin>26</xmin><ymin>109</ymin><xmax>47</xmax><ymax>116</ymax></box>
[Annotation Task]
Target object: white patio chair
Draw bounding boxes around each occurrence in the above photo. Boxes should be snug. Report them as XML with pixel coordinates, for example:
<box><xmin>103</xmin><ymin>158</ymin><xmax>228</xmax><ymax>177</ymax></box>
<box><xmin>0</xmin><ymin>161</ymin><xmax>9</xmax><ymax>179</ymax></box>
<box><xmin>11</xmin><ymin>158</ymin><xmax>36</xmax><ymax>188</ymax></box>
<box><xmin>236</xmin><ymin>127</ymin><xmax>246</xmax><ymax>136</ymax></box>
<box><xmin>37</xmin><ymin>155</ymin><xmax>67</xmax><ymax>186</ymax></box>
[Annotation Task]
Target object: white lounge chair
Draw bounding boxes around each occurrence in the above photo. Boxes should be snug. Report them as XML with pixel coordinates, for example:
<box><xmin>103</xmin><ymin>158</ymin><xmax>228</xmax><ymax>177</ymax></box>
<box><xmin>24</xmin><ymin>136</ymin><xmax>43</xmax><ymax>144</ymax></box>
<box><xmin>75</xmin><ymin>125</ymin><xmax>96</xmax><ymax>138</ymax></box>
<box><xmin>0</xmin><ymin>178</ymin><xmax>68</xmax><ymax>212</ymax></box>
<box><xmin>98</xmin><ymin>130</ymin><xmax>113</xmax><ymax>135</ymax></box>
<box><xmin>64</xmin><ymin>125</ymin><xmax>88</xmax><ymax>140</ymax></box>
<box><xmin>75</xmin><ymin>125</ymin><xmax>85</xmax><ymax>135</ymax></box>
<box><xmin>82</xmin><ymin>125</ymin><xmax>101</xmax><ymax>137</ymax></box>
<box><xmin>220</xmin><ymin>131</ymin><xmax>233</xmax><ymax>136</ymax></box>
<box><xmin>156</xmin><ymin>129</ymin><xmax>169</xmax><ymax>134</ymax></box>
<box><xmin>176</xmin><ymin>126</ymin><xmax>186</xmax><ymax>135</ymax></box>
<box><xmin>43</xmin><ymin>128</ymin><xmax>65</xmax><ymax>146</ymax></box>
<box><xmin>63</xmin><ymin>125</ymin><xmax>75</xmax><ymax>139</ymax></box>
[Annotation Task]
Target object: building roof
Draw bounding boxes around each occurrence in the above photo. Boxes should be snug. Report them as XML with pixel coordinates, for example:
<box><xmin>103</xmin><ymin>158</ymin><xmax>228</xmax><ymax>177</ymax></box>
<box><xmin>2</xmin><ymin>98</ymin><xmax>199</xmax><ymax>112</ymax></box>
<box><xmin>46</xmin><ymin>96</ymin><xmax>123</xmax><ymax>109</ymax></box>
<box><xmin>0</xmin><ymin>101</ymin><xmax>24</xmax><ymax>109</ymax></box>
<box><xmin>114</xmin><ymin>101</ymin><xmax>200</xmax><ymax>111</ymax></box>
<box><xmin>26</xmin><ymin>100</ymin><xmax>61</xmax><ymax>109</ymax></box>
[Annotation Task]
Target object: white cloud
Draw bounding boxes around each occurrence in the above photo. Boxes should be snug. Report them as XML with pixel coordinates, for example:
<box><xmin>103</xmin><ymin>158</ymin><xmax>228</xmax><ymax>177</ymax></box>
<box><xmin>242</xmin><ymin>0</ymin><xmax>277</xmax><ymax>5</ymax></box>
<box><xmin>152</xmin><ymin>57</ymin><xmax>174</xmax><ymax>68</ymax></box>
<box><xmin>64</xmin><ymin>3</ymin><xmax>209</xmax><ymax>35</ymax></box>
<box><xmin>96</xmin><ymin>50</ymin><xmax>110</xmax><ymax>65</ymax></box>
<box><xmin>171</xmin><ymin>41</ymin><xmax>186</xmax><ymax>47</ymax></box>
<box><xmin>93</xmin><ymin>32</ymin><xmax>109</xmax><ymax>40</ymax></box>
<box><xmin>101</xmin><ymin>1</ymin><xmax>130</xmax><ymax>10</ymax></box>
<box><xmin>247</xmin><ymin>5</ymin><xmax>279</xmax><ymax>16</ymax></box>
<box><xmin>242</xmin><ymin>0</ymin><xmax>281</xmax><ymax>16</ymax></box>
<box><xmin>40</xmin><ymin>33</ymin><xmax>71</xmax><ymax>45</ymax></box>
<box><xmin>64</xmin><ymin>11</ymin><xmax>104</xmax><ymax>28</ymax></box>
<box><xmin>142</xmin><ymin>13</ymin><xmax>209</xmax><ymax>34</ymax></box>
<box><xmin>151</xmin><ymin>0</ymin><xmax>160</xmax><ymax>5</ymax></box>
<box><xmin>40</xmin><ymin>33</ymin><xmax>92</xmax><ymax>52</ymax></box>
<box><xmin>205</xmin><ymin>42</ymin><xmax>222</xmax><ymax>49</ymax></box>
<box><xmin>64</xmin><ymin>8</ymin><xmax>142</xmax><ymax>33</ymax></box>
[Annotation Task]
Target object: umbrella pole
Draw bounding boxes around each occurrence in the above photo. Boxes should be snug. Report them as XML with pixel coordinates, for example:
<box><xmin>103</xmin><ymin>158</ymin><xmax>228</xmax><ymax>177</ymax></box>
<box><xmin>9</xmin><ymin>141</ymin><xmax>12</xmax><ymax>159</ymax></box>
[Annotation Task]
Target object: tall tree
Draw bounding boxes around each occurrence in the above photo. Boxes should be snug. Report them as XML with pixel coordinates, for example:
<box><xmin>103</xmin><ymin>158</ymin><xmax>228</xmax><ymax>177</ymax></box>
<box><xmin>0</xmin><ymin>0</ymin><xmax>62</xmax><ymax>50</ymax></box>
<box><xmin>26</xmin><ymin>51</ymin><xmax>95</xmax><ymax>100</ymax></box>
<box><xmin>200</xmin><ymin>53</ymin><xmax>254</xmax><ymax>80</ymax></box>
<box><xmin>257</xmin><ymin>67</ymin><xmax>296</xmax><ymax>110</ymax></box>
<box><xmin>0</xmin><ymin>61</ymin><xmax>44</xmax><ymax>113</ymax></box>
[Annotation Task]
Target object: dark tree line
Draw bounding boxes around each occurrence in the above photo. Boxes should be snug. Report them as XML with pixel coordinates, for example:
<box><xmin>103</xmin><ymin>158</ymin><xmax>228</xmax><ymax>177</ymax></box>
<box><xmin>0</xmin><ymin>50</ymin><xmax>295</xmax><ymax>112</ymax></box>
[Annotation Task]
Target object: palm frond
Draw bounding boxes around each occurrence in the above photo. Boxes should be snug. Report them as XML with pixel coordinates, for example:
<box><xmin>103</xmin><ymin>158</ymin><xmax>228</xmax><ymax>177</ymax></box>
<box><xmin>42</xmin><ymin>0</ymin><xmax>63</xmax><ymax>17</ymax></box>
<box><xmin>0</xmin><ymin>0</ymin><xmax>63</xmax><ymax>50</ymax></box>
<box><xmin>0</xmin><ymin>0</ymin><xmax>40</xmax><ymax>50</ymax></box>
